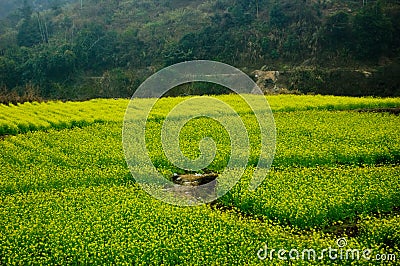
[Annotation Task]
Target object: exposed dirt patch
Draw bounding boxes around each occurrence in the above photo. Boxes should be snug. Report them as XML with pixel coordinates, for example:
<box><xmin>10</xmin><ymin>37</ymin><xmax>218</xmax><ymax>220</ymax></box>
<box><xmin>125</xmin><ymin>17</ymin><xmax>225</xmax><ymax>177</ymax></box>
<box><xmin>356</xmin><ymin>107</ymin><xmax>400</xmax><ymax>115</ymax></box>
<box><xmin>0</xmin><ymin>134</ymin><xmax>11</xmax><ymax>141</ymax></box>
<box><xmin>322</xmin><ymin>219</ymin><xmax>360</xmax><ymax>237</ymax></box>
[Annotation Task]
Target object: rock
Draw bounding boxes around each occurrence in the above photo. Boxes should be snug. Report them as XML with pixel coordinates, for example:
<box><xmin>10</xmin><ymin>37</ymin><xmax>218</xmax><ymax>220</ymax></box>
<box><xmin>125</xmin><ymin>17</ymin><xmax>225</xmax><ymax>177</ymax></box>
<box><xmin>252</xmin><ymin>70</ymin><xmax>280</xmax><ymax>93</ymax></box>
<box><xmin>172</xmin><ymin>173</ymin><xmax>218</xmax><ymax>186</ymax></box>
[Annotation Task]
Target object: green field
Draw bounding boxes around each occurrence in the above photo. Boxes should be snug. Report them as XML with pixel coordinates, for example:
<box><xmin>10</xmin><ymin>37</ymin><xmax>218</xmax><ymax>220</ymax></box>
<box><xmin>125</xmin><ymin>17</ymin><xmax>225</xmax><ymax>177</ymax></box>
<box><xmin>1</xmin><ymin>95</ymin><xmax>399</xmax><ymax>265</ymax></box>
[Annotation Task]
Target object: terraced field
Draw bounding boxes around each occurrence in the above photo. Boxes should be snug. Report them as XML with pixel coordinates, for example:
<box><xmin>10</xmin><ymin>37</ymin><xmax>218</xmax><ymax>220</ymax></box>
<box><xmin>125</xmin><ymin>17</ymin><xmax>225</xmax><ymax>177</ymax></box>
<box><xmin>1</xmin><ymin>95</ymin><xmax>399</xmax><ymax>265</ymax></box>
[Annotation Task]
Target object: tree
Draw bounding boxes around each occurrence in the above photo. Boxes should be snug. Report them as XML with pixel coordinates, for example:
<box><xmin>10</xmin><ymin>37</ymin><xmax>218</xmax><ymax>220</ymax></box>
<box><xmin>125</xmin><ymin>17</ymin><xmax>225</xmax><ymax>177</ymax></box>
<box><xmin>269</xmin><ymin>4</ymin><xmax>289</xmax><ymax>28</ymax></box>
<box><xmin>73</xmin><ymin>23</ymin><xmax>117</xmax><ymax>71</ymax></box>
<box><xmin>0</xmin><ymin>57</ymin><xmax>18</xmax><ymax>89</ymax></box>
<box><xmin>353</xmin><ymin>2</ymin><xmax>393</xmax><ymax>59</ymax></box>
<box><xmin>17</xmin><ymin>0</ymin><xmax>42</xmax><ymax>47</ymax></box>
<box><xmin>321</xmin><ymin>11</ymin><xmax>351</xmax><ymax>49</ymax></box>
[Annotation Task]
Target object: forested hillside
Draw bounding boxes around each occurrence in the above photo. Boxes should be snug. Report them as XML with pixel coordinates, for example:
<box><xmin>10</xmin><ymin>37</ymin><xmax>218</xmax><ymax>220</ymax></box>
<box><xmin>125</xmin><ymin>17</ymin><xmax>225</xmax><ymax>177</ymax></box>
<box><xmin>0</xmin><ymin>0</ymin><xmax>75</xmax><ymax>18</ymax></box>
<box><xmin>0</xmin><ymin>0</ymin><xmax>399</xmax><ymax>101</ymax></box>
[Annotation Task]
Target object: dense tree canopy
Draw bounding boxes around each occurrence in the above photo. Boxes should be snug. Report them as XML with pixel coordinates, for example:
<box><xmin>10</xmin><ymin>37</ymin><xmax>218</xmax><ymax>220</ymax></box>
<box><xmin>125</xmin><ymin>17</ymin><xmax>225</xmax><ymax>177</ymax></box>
<box><xmin>0</xmin><ymin>0</ymin><xmax>399</xmax><ymax>99</ymax></box>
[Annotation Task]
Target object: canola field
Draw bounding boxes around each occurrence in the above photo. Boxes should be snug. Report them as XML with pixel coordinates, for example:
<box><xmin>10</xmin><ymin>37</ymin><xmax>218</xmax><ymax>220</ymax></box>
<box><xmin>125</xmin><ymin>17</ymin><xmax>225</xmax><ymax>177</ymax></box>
<box><xmin>0</xmin><ymin>95</ymin><xmax>399</xmax><ymax>265</ymax></box>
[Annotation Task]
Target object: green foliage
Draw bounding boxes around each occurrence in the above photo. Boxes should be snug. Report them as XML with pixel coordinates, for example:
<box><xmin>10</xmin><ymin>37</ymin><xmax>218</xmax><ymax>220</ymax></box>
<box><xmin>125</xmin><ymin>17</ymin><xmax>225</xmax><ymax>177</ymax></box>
<box><xmin>23</xmin><ymin>44</ymin><xmax>77</xmax><ymax>86</ymax></box>
<box><xmin>321</xmin><ymin>11</ymin><xmax>351</xmax><ymax>49</ymax></box>
<box><xmin>269</xmin><ymin>4</ymin><xmax>289</xmax><ymax>28</ymax></box>
<box><xmin>352</xmin><ymin>2</ymin><xmax>393</xmax><ymax>59</ymax></box>
<box><xmin>0</xmin><ymin>56</ymin><xmax>18</xmax><ymax>88</ymax></box>
<box><xmin>72</xmin><ymin>23</ymin><xmax>117</xmax><ymax>71</ymax></box>
<box><xmin>0</xmin><ymin>0</ymin><xmax>398</xmax><ymax>100</ymax></box>
<box><xmin>16</xmin><ymin>16</ymin><xmax>42</xmax><ymax>47</ymax></box>
<box><xmin>359</xmin><ymin>214</ymin><xmax>400</xmax><ymax>249</ymax></box>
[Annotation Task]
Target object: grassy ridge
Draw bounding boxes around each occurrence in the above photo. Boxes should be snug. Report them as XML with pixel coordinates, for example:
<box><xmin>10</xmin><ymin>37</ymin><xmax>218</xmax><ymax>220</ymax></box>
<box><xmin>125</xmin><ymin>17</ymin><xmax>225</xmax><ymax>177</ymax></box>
<box><xmin>0</xmin><ymin>99</ymin><xmax>128</xmax><ymax>136</ymax></box>
<box><xmin>221</xmin><ymin>166</ymin><xmax>400</xmax><ymax>229</ymax></box>
<box><xmin>1</xmin><ymin>95</ymin><xmax>400</xmax><ymax>136</ymax></box>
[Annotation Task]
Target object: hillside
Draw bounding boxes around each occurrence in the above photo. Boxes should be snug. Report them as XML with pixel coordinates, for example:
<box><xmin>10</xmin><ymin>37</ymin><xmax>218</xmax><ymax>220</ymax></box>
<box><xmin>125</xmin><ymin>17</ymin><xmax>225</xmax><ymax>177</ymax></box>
<box><xmin>0</xmin><ymin>0</ymin><xmax>399</xmax><ymax>100</ymax></box>
<box><xmin>0</xmin><ymin>0</ymin><xmax>75</xmax><ymax>18</ymax></box>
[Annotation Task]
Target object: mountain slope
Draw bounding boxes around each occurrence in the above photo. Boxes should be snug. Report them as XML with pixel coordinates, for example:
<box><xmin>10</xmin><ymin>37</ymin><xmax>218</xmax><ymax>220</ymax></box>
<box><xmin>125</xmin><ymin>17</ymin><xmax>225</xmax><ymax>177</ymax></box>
<box><xmin>0</xmin><ymin>0</ymin><xmax>399</xmax><ymax>100</ymax></box>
